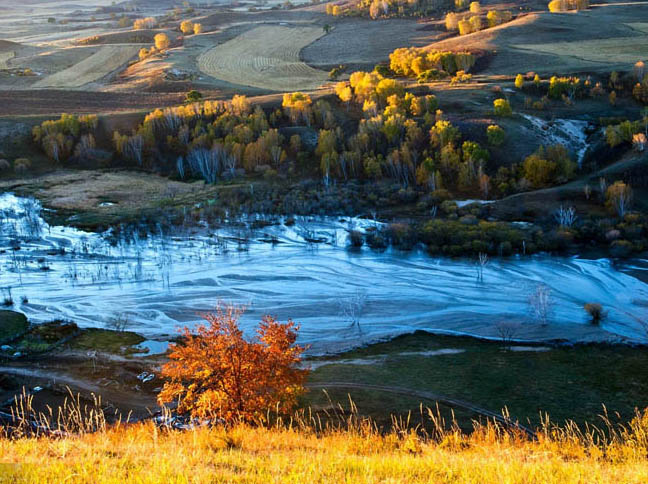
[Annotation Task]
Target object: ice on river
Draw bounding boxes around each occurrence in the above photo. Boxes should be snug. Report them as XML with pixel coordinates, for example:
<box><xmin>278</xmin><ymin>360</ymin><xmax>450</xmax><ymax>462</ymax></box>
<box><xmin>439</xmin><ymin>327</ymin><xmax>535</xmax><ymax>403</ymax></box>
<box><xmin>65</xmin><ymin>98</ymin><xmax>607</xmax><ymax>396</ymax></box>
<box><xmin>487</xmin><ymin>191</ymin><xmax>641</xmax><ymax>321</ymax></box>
<box><xmin>1</xmin><ymin>192</ymin><xmax>648</xmax><ymax>354</ymax></box>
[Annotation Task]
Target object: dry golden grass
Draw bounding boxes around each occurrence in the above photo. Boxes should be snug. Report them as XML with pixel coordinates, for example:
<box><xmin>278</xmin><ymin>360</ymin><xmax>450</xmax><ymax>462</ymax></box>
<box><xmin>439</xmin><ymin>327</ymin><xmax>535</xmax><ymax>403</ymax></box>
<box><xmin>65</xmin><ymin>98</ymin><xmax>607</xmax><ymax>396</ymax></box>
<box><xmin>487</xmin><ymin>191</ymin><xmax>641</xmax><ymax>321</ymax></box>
<box><xmin>2</xmin><ymin>415</ymin><xmax>648</xmax><ymax>483</ymax></box>
<box><xmin>197</xmin><ymin>25</ymin><xmax>328</xmax><ymax>91</ymax></box>
<box><xmin>0</xmin><ymin>170</ymin><xmax>213</xmax><ymax>212</ymax></box>
<box><xmin>33</xmin><ymin>46</ymin><xmax>141</xmax><ymax>88</ymax></box>
<box><xmin>2</xmin><ymin>392</ymin><xmax>648</xmax><ymax>484</ymax></box>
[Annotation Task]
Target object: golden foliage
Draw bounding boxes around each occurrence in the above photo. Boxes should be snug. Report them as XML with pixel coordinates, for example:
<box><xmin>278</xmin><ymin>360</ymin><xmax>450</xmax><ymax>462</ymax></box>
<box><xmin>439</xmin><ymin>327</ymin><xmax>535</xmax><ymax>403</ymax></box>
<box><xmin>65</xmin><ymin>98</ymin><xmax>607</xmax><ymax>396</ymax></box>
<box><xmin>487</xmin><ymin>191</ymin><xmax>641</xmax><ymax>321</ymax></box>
<box><xmin>282</xmin><ymin>92</ymin><xmax>313</xmax><ymax>125</ymax></box>
<box><xmin>180</xmin><ymin>20</ymin><xmax>194</xmax><ymax>35</ymax></box>
<box><xmin>154</xmin><ymin>33</ymin><xmax>170</xmax><ymax>51</ymax></box>
<box><xmin>158</xmin><ymin>307</ymin><xmax>308</xmax><ymax>422</ymax></box>
<box><xmin>133</xmin><ymin>17</ymin><xmax>157</xmax><ymax>30</ymax></box>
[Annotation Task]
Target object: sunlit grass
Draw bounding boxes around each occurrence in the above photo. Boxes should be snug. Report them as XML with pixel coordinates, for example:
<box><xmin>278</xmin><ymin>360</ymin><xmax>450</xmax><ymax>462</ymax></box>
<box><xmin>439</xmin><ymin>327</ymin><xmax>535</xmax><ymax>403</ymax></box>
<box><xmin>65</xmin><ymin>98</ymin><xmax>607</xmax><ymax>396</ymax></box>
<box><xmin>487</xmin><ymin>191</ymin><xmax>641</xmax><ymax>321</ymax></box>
<box><xmin>1</xmin><ymin>393</ymin><xmax>648</xmax><ymax>483</ymax></box>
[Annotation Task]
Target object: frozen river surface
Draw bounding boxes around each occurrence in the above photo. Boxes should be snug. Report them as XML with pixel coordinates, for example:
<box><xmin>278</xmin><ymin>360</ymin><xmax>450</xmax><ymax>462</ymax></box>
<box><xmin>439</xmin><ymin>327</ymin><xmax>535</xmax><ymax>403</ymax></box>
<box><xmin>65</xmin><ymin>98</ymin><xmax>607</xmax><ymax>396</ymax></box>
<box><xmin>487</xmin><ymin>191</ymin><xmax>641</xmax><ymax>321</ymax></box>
<box><xmin>1</xmin><ymin>193</ymin><xmax>648</xmax><ymax>353</ymax></box>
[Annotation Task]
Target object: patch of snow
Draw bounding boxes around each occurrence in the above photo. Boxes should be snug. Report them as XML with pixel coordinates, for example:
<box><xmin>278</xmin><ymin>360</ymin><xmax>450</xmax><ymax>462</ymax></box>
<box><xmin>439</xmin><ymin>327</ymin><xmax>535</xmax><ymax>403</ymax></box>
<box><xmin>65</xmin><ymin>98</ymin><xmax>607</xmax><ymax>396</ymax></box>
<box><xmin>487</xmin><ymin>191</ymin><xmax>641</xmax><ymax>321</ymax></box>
<box><xmin>521</xmin><ymin>114</ymin><xmax>592</xmax><ymax>167</ymax></box>
<box><xmin>454</xmin><ymin>200</ymin><xmax>495</xmax><ymax>208</ymax></box>
<box><xmin>398</xmin><ymin>348</ymin><xmax>466</xmax><ymax>357</ymax></box>
<box><xmin>508</xmin><ymin>346</ymin><xmax>551</xmax><ymax>352</ymax></box>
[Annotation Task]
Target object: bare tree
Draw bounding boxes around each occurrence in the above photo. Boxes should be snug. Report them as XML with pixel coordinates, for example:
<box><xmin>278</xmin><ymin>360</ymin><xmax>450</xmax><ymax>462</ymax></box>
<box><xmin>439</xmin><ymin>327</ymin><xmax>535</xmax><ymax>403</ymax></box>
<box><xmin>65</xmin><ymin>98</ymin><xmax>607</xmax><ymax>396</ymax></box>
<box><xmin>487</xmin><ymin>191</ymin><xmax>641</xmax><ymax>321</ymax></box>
<box><xmin>74</xmin><ymin>134</ymin><xmax>96</xmax><ymax>161</ymax></box>
<box><xmin>338</xmin><ymin>290</ymin><xmax>368</xmax><ymax>328</ymax></box>
<box><xmin>106</xmin><ymin>312</ymin><xmax>130</xmax><ymax>332</ymax></box>
<box><xmin>529</xmin><ymin>284</ymin><xmax>553</xmax><ymax>326</ymax></box>
<box><xmin>270</xmin><ymin>145</ymin><xmax>283</xmax><ymax>166</ymax></box>
<box><xmin>598</xmin><ymin>177</ymin><xmax>607</xmax><ymax>203</ymax></box>
<box><xmin>123</xmin><ymin>135</ymin><xmax>143</xmax><ymax>166</ymax></box>
<box><xmin>607</xmin><ymin>181</ymin><xmax>633</xmax><ymax>218</ymax></box>
<box><xmin>477</xmin><ymin>252</ymin><xmax>489</xmax><ymax>281</ymax></box>
<box><xmin>176</xmin><ymin>156</ymin><xmax>185</xmax><ymax>179</ymax></box>
<box><xmin>222</xmin><ymin>150</ymin><xmax>237</xmax><ymax>178</ymax></box>
<box><xmin>554</xmin><ymin>205</ymin><xmax>576</xmax><ymax>228</ymax></box>
<box><xmin>496</xmin><ymin>321</ymin><xmax>520</xmax><ymax>350</ymax></box>
<box><xmin>187</xmin><ymin>147</ymin><xmax>221</xmax><ymax>183</ymax></box>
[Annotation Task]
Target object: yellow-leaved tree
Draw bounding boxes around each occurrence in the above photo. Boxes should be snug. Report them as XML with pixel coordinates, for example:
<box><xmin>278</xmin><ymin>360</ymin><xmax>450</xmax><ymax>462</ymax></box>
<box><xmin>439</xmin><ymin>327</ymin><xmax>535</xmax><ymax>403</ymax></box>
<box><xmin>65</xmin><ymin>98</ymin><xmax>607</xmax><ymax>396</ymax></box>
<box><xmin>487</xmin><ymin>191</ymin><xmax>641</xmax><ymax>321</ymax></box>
<box><xmin>158</xmin><ymin>306</ymin><xmax>308</xmax><ymax>422</ymax></box>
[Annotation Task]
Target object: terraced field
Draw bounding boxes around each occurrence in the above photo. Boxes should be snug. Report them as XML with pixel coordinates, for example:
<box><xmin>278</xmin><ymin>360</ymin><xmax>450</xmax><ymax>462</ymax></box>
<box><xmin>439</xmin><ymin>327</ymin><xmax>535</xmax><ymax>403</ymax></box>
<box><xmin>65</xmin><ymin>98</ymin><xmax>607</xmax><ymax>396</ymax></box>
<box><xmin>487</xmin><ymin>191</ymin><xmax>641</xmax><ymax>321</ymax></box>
<box><xmin>197</xmin><ymin>25</ymin><xmax>328</xmax><ymax>91</ymax></box>
<box><xmin>33</xmin><ymin>45</ymin><xmax>141</xmax><ymax>89</ymax></box>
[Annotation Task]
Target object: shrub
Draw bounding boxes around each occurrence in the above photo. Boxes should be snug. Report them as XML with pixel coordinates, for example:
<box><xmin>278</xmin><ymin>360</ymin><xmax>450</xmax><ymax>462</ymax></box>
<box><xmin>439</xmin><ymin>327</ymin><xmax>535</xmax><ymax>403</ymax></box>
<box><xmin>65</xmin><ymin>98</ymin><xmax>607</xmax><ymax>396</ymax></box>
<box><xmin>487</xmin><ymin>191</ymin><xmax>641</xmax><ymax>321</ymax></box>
<box><xmin>180</xmin><ymin>20</ymin><xmax>194</xmax><ymax>34</ymax></box>
<box><xmin>193</xmin><ymin>23</ymin><xmax>203</xmax><ymax>35</ymax></box>
<box><xmin>14</xmin><ymin>158</ymin><xmax>32</xmax><ymax>174</ymax></box>
<box><xmin>451</xmin><ymin>70</ymin><xmax>472</xmax><ymax>84</ymax></box>
<box><xmin>348</xmin><ymin>230</ymin><xmax>364</xmax><ymax>247</ymax></box>
<box><xmin>487</xmin><ymin>10</ymin><xmax>512</xmax><ymax>27</ymax></box>
<box><xmin>610</xmin><ymin>239</ymin><xmax>633</xmax><ymax>257</ymax></box>
<box><xmin>523</xmin><ymin>154</ymin><xmax>555</xmax><ymax>188</ymax></box>
<box><xmin>548</xmin><ymin>76</ymin><xmax>580</xmax><ymax>100</ymax></box>
<box><xmin>445</xmin><ymin>12</ymin><xmax>459</xmax><ymax>30</ymax></box>
<box><xmin>469</xmin><ymin>1</ymin><xmax>481</xmax><ymax>13</ymax></box>
<box><xmin>514</xmin><ymin>74</ymin><xmax>524</xmax><ymax>89</ymax></box>
<box><xmin>134</xmin><ymin>17</ymin><xmax>157</xmax><ymax>29</ymax></box>
<box><xmin>185</xmin><ymin>90</ymin><xmax>203</xmax><ymax>103</ymax></box>
<box><xmin>486</xmin><ymin>125</ymin><xmax>505</xmax><ymax>146</ymax></box>
<box><xmin>584</xmin><ymin>303</ymin><xmax>606</xmax><ymax>324</ymax></box>
<box><xmin>154</xmin><ymin>33</ymin><xmax>170</xmax><ymax>50</ymax></box>
<box><xmin>0</xmin><ymin>159</ymin><xmax>10</xmax><ymax>172</ymax></box>
<box><xmin>548</xmin><ymin>0</ymin><xmax>567</xmax><ymax>12</ymax></box>
<box><xmin>365</xmin><ymin>230</ymin><xmax>388</xmax><ymax>249</ymax></box>
<box><xmin>493</xmin><ymin>98</ymin><xmax>512</xmax><ymax>116</ymax></box>
<box><xmin>138</xmin><ymin>47</ymin><xmax>152</xmax><ymax>61</ymax></box>
<box><xmin>458</xmin><ymin>19</ymin><xmax>472</xmax><ymax>35</ymax></box>
<box><xmin>522</xmin><ymin>145</ymin><xmax>575</xmax><ymax>188</ymax></box>
<box><xmin>469</xmin><ymin>15</ymin><xmax>482</xmax><ymax>32</ymax></box>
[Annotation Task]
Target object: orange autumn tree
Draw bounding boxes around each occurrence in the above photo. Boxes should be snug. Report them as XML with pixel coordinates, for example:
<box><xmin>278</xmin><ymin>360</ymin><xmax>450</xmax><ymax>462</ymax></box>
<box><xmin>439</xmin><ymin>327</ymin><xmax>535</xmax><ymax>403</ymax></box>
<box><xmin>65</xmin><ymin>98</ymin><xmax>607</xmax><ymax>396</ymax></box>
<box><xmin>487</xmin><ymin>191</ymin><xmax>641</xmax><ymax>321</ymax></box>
<box><xmin>158</xmin><ymin>306</ymin><xmax>308</xmax><ymax>422</ymax></box>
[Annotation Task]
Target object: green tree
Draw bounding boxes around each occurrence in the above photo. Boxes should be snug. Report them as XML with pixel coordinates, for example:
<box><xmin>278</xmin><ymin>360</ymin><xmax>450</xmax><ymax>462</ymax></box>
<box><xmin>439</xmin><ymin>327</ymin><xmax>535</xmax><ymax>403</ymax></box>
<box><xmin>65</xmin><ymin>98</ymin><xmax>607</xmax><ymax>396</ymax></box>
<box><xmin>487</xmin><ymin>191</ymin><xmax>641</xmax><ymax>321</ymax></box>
<box><xmin>486</xmin><ymin>125</ymin><xmax>505</xmax><ymax>146</ymax></box>
<box><xmin>185</xmin><ymin>90</ymin><xmax>203</xmax><ymax>103</ymax></box>
<box><xmin>493</xmin><ymin>98</ymin><xmax>512</xmax><ymax>116</ymax></box>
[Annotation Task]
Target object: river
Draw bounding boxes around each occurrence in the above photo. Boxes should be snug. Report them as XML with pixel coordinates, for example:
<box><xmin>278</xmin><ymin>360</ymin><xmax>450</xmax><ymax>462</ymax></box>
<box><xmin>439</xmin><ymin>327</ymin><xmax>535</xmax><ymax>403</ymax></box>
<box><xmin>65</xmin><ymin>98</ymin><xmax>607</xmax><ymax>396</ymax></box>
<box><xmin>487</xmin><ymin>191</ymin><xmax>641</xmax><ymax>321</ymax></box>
<box><xmin>1</xmin><ymin>193</ymin><xmax>647</xmax><ymax>354</ymax></box>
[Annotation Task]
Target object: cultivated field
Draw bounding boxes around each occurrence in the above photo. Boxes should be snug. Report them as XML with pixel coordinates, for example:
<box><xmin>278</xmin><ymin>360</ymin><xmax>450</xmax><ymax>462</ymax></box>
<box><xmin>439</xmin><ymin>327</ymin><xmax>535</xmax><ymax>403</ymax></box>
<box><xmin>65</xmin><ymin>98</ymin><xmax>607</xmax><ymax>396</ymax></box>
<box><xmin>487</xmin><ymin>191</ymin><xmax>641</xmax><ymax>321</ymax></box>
<box><xmin>0</xmin><ymin>90</ymin><xmax>185</xmax><ymax>116</ymax></box>
<box><xmin>429</xmin><ymin>4</ymin><xmax>648</xmax><ymax>75</ymax></box>
<box><xmin>197</xmin><ymin>25</ymin><xmax>329</xmax><ymax>91</ymax></box>
<box><xmin>303</xmin><ymin>19</ymin><xmax>445</xmax><ymax>70</ymax></box>
<box><xmin>33</xmin><ymin>45</ymin><xmax>141</xmax><ymax>88</ymax></box>
<box><xmin>519</xmin><ymin>35</ymin><xmax>648</xmax><ymax>65</ymax></box>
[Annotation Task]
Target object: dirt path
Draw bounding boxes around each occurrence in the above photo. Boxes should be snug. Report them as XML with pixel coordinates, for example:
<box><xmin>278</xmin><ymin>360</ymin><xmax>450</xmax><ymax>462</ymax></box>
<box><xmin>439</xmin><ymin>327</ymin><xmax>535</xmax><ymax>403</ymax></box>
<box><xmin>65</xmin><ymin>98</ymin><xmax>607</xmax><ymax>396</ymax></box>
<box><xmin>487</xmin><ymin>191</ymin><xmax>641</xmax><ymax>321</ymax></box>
<box><xmin>307</xmin><ymin>382</ymin><xmax>536</xmax><ymax>437</ymax></box>
<box><xmin>0</xmin><ymin>357</ymin><xmax>159</xmax><ymax>418</ymax></box>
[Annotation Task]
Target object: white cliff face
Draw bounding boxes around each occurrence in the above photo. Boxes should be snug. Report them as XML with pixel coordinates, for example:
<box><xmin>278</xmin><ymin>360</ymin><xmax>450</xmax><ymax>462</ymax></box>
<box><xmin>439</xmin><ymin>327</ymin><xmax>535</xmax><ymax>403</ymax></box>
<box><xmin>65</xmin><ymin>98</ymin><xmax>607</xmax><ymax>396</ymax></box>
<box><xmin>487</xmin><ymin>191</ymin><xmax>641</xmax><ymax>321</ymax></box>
<box><xmin>1</xmin><ymin>192</ymin><xmax>648</xmax><ymax>354</ymax></box>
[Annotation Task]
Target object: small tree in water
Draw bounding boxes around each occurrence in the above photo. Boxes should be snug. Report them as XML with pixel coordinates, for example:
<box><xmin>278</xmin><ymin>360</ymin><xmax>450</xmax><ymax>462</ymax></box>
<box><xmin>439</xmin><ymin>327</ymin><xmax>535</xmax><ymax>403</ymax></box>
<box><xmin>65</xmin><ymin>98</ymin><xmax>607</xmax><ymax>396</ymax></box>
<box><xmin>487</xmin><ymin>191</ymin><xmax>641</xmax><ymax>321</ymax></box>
<box><xmin>529</xmin><ymin>284</ymin><xmax>553</xmax><ymax>326</ymax></box>
<box><xmin>158</xmin><ymin>306</ymin><xmax>308</xmax><ymax>422</ymax></box>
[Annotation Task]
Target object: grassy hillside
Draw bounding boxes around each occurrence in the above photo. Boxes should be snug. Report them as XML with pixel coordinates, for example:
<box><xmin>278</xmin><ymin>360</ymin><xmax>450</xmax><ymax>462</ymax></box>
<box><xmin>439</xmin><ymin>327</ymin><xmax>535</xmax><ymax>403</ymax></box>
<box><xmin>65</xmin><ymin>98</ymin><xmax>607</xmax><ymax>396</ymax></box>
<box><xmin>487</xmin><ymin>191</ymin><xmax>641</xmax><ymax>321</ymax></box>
<box><xmin>2</xmin><ymin>413</ymin><xmax>648</xmax><ymax>483</ymax></box>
